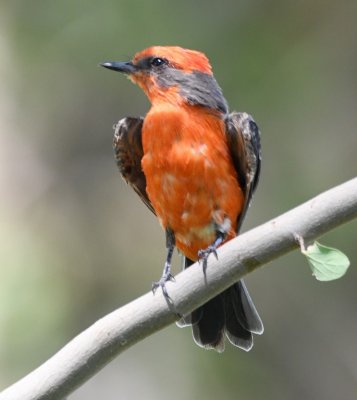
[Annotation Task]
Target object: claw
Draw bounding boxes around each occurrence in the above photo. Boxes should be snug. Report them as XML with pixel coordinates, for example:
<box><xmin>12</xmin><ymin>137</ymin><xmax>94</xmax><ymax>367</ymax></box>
<box><xmin>167</xmin><ymin>273</ymin><xmax>176</xmax><ymax>282</ymax></box>
<box><xmin>212</xmin><ymin>248</ymin><xmax>218</xmax><ymax>260</ymax></box>
<box><xmin>151</xmin><ymin>281</ymin><xmax>160</xmax><ymax>294</ymax></box>
<box><xmin>198</xmin><ymin>244</ymin><xmax>220</xmax><ymax>275</ymax></box>
<box><xmin>197</xmin><ymin>217</ymin><xmax>230</xmax><ymax>267</ymax></box>
<box><xmin>152</xmin><ymin>276</ymin><xmax>174</xmax><ymax>305</ymax></box>
<box><xmin>151</xmin><ymin>266</ymin><xmax>176</xmax><ymax>304</ymax></box>
<box><xmin>198</xmin><ymin>245</ymin><xmax>219</xmax><ymax>262</ymax></box>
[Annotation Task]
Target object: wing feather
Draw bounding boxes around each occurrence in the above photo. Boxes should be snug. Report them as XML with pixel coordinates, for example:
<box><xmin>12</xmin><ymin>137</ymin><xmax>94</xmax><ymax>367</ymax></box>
<box><xmin>225</xmin><ymin>112</ymin><xmax>261</xmax><ymax>232</ymax></box>
<box><xmin>113</xmin><ymin>117</ymin><xmax>155</xmax><ymax>214</ymax></box>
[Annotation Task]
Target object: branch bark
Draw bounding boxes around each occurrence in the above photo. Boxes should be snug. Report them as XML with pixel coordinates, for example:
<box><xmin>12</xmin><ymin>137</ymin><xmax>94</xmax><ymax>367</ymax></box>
<box><xmin>1</xmin><ymin>177</ymin><xmax>357</xmax><ymax>400</ymax></box>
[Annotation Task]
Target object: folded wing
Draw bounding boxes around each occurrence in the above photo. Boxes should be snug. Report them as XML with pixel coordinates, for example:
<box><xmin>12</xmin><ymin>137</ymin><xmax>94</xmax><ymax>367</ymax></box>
<box><xmin>113</xmin><ymin>117</ymin><xmax>155</xmax><ymax>215</ymax></box>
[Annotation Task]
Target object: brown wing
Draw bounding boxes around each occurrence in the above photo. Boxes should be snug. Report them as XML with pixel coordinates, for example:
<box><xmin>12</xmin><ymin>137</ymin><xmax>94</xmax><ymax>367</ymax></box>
<box><xmin>113</xmin><ymin>117</ymin><xmax>155</xmax><ymax>214</ymax></box>
<box><xmin>224</xmin><ymin>112</ymin><xmax>261</xmax><ymax>232</ymax></box>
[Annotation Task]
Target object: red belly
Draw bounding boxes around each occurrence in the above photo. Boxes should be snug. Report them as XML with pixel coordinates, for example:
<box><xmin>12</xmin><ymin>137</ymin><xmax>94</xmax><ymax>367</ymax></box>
<box><xmin>141</xmin><ymin>106</ymin><xmax>244</xmax><ymax>260</ymax></box>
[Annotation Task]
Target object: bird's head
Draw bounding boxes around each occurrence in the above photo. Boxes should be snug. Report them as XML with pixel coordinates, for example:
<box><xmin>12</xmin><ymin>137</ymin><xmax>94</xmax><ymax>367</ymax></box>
<box><xmin>101</xmin><ymin>46</ymin><xmax>228</xmax><ymax>114</ymax></box>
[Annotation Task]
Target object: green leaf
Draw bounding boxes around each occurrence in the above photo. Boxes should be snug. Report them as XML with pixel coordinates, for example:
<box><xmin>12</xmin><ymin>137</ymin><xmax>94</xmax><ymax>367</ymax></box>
<box><xmin>302</xmin><ymin>241</ymin><xmax>350</xmax><ymax>281</ymax></box>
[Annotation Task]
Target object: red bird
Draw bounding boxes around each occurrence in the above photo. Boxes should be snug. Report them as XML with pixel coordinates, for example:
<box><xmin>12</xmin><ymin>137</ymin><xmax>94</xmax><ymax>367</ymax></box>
<box><xmin>101</xmin><ymin>46</ymin><xmax>263</xmax><ymax>352</ymax></box>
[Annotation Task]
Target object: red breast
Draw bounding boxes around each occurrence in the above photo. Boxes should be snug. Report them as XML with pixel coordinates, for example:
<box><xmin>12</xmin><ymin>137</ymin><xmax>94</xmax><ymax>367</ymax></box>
<box><xmin>141</xmin><ymin>104</ymin><xmax>244</xmax><ymax>261</ymax></box>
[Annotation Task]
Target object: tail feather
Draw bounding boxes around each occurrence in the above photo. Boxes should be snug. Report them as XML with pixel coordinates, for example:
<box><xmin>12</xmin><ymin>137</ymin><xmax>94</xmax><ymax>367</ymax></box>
<box><xmin>177</xmin><ymin>257</ymin><xmax>263</xmax><ymax>352</ymax></box>
<box><xmin>231</xmin><ymin>280</ymin><xmax>264</xmax><ymax>335</ymax></box>
<box><xmin>224</xmin><ymin>289</ymin><xmax>253</xmax><ymax>351</ymax></box>
<box><xmin>192</xmin><ymin>296</ymin><xmax>225</xmax><ymax>353</ymax></box>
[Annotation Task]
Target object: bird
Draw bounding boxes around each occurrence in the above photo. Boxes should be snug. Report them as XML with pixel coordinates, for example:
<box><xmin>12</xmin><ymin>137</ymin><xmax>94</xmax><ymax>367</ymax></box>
<box><xmin>101</xmin><ymin>46</ymin><xmax>263</xmax><ymax>352</ymax></box>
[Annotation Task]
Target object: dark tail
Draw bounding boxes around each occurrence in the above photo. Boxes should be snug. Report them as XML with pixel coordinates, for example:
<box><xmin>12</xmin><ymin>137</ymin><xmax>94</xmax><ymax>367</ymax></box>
<box><xmin>177</xmin><ymin>258</ymin><xmax>263</xmax><ymax>352</ymax></box>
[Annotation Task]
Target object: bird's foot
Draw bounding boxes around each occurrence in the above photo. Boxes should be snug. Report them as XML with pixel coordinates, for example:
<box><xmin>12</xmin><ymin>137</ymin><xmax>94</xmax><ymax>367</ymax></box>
<box><xmin>152</xmin><ymin>267</ymin><xmax>175</xmax><ymax>304</ymax></box>
<box><xmin>198</xmin><ymin>245</ymin><xmax>219</xmax><ymax>262</ymax></box>
<box><xmin>198</xmin><ymin>245</ymin><xmax>219</xmax><ymax>272</ymax></box>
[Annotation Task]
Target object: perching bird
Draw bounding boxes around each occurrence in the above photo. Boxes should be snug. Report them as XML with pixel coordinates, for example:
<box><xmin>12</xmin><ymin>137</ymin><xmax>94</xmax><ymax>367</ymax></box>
<box><xmin>101</xmin><ymin>46</ymin><xmax>263</xmax><ymax>352</ymax></box>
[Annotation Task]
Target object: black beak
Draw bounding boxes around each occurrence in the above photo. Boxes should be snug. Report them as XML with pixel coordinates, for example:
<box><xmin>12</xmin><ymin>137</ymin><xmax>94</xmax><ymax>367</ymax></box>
<box><xmin>100</xmin><ymin>61</ymin><xmax>136</xmax><ymax>74</ymax></box>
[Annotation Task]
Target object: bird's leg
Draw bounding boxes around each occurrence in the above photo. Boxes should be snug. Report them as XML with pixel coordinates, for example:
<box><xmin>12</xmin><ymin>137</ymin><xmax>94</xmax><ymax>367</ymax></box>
<box><xmin>152</xmin><ymin>228</ymin><xmax>176</xmax><ymax>300</ymax></box>
<box><xmin>198</xmin><ymin>217</ymin><xmax>231</xmax><ymax>270</ymax></box>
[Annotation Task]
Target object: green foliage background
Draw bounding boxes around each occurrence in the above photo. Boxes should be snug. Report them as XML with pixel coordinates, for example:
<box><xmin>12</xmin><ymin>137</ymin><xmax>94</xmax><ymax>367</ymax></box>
<box><xmin>1</xmin><ymin>1</ymin><xmax>356</xmax><ymax>399</ymax></box>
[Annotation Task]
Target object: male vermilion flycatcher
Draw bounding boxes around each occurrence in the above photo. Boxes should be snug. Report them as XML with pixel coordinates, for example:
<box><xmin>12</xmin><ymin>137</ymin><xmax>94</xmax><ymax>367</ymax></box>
<box><xmin>101</xmin><ymin>46</ymin><xmax>263</xmax><ymax>352</ymax></box>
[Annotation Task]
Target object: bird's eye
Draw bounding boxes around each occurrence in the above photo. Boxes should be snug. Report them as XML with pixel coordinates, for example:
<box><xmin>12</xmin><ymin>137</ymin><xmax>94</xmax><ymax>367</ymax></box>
<box><xmin>151</xmin><ymin>57</ymin><xmax>167</xmax><ymax>67</ymax></box>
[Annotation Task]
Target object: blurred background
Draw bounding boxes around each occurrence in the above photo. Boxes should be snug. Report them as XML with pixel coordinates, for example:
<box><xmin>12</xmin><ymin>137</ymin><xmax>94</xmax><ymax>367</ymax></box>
<box><xmin>1</xmin><ymin>0</ymin><xmax>356</xmax><ymax>399</ymax></box>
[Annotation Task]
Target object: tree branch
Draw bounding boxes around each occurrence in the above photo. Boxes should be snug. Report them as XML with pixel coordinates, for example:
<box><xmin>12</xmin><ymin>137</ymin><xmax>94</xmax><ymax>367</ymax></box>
<box><xmin>1</xmin><ymin>177</ymin><xmax>357</xmax><ymax>400</ymax></box>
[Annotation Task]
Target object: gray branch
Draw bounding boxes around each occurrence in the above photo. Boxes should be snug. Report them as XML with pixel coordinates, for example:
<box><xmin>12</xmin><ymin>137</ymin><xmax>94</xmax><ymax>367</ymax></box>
<box><xmin>1</xmin><ymin>177</ymin><xmax>357</xmax><ymax>400</ymax></box>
